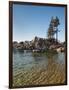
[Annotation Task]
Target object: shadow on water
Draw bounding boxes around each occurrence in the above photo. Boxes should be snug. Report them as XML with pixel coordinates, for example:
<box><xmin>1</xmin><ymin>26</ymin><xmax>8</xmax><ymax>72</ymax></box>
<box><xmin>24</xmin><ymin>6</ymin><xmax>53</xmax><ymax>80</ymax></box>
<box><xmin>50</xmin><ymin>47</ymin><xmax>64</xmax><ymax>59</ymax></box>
<box><xmin>13</xmin><ymin>48</ymin><xmax>24</xmax><ymax>54</ymax></box>
<box><xmin>32</xmin><ymin>50</ymin><xmax>57</xmax><ymax>62</ymax></box>
<box><xmin>32</xmin><ymin>50</ymin><xmax>65</xmax><ymax>70</ymax></box>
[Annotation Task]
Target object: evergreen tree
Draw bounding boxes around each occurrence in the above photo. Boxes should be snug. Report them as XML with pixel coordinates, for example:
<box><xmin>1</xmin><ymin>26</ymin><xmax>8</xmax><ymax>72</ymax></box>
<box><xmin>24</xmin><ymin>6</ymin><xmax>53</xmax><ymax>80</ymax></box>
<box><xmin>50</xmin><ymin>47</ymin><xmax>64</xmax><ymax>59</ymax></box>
<box><xmin>47</xmin><ymin>16</ymin><xmax>60</xmax><ymax>43</ymax></box>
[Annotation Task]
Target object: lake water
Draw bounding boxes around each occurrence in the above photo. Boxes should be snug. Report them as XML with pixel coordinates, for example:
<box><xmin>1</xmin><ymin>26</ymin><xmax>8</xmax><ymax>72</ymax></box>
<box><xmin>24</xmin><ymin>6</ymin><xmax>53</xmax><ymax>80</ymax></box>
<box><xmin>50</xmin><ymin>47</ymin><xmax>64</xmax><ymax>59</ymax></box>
<box><xmin>13</xmin><ymin>49</ymin><xmax>65</xmax><ymax>86</ymax></box>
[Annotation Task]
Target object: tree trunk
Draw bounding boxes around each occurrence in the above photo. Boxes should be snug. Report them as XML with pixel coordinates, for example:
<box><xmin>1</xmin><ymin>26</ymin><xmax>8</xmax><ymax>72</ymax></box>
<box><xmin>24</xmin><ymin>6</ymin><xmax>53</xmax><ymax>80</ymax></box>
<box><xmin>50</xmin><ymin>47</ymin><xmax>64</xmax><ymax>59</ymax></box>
<box><xmin>56</xmin><ymin>29</ymin><xmax>58</xmax><ymax>44</ymax></box>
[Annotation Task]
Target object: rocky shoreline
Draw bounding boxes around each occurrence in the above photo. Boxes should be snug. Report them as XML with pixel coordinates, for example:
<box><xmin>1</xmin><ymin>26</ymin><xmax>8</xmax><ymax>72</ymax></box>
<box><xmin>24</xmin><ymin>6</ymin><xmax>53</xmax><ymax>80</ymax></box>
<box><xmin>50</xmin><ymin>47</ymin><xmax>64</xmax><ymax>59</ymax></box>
<box><xmin>13</xmin><ymin>37</ymin><xmax>65</xmax><ymax>52</ymax></box>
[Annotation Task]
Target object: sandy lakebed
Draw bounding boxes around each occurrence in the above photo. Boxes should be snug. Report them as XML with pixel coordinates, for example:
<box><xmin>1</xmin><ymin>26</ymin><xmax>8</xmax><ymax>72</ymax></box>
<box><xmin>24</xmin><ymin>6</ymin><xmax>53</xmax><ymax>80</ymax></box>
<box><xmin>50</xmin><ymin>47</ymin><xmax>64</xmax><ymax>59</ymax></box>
<box><xmin>12</xmin><ymin>50</ymin><xmax>66</xmax><ymax>87</ymax></box>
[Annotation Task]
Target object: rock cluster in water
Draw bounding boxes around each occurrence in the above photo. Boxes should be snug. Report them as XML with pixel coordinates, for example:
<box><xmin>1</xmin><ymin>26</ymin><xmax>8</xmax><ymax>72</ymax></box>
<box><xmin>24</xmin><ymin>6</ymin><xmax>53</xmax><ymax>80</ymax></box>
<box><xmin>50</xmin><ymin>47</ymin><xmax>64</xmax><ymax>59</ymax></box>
<box><xmin>13</xmin><ymin>36</ymin><xmax>65</xmax><ymax>52</ymax></box>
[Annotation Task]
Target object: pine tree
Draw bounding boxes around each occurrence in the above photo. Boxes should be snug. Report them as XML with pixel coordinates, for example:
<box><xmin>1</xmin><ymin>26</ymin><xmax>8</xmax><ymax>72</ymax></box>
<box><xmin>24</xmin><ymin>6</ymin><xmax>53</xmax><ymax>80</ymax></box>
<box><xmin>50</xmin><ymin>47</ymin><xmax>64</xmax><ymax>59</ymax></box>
<box><xmin>47</xmin><ymin>16</ymin><xmax>60</xmax><ymax>43</ymax></box>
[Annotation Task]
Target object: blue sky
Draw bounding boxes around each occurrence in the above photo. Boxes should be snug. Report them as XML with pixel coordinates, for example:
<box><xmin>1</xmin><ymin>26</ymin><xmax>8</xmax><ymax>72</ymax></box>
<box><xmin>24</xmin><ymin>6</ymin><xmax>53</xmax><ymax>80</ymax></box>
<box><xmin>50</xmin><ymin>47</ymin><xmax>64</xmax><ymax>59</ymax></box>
<box><xmin>13</xmin><ymin>4</ymin><xmax>65</xmax><ymax>42</ymax></box>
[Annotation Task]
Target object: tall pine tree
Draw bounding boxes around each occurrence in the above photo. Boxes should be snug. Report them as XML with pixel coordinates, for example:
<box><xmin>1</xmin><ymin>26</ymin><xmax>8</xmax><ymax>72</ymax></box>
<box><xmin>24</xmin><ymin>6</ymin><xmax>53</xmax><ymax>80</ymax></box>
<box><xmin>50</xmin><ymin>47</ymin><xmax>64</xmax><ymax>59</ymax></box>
<box><xmin>47</xmin><ymin>16</ymin><xmax>60</xmax><ymax>43</ymax></box>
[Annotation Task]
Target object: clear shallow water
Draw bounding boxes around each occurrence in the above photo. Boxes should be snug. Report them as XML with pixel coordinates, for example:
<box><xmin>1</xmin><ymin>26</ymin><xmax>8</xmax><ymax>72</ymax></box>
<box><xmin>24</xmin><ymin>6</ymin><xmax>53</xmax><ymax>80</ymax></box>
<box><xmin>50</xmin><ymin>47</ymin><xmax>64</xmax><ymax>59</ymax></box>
<box><xmin>13</xmin><ymin>49</ymin><xmax>65</xmax><ymax>86</ymax></box>
<box><xmin>13</xmin><ymin>50</ymin><xmax>65</xmax><ymax>74</ymax></box>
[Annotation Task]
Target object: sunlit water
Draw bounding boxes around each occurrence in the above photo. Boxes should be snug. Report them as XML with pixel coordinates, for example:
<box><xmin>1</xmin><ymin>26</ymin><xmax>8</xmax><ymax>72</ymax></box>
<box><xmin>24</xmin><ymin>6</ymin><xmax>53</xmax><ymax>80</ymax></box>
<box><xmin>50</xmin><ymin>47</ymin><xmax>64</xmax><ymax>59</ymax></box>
<box><xmin>13</xmin><ymin>49</ymin><xmax>65</xmax><ymax>86</ymax></box>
